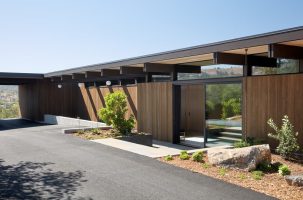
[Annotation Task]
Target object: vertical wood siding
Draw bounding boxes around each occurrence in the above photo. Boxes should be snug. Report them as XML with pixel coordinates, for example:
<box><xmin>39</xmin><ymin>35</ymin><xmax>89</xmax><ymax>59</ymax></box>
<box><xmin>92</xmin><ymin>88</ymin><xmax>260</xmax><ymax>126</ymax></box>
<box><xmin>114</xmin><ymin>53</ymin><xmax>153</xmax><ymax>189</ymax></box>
<box><xmin>19</xmin><ymin>80</ymin><xmax>137</xmax><ymax>128</ymax></box>
<box><xmin>137</xmin><ymin>82</ymin><xmax>173</xmax><ymax>142</ymax></box>
<box><xmin>180</xmin><ymin>85</ymin><xmax>205</xmax><ymax>135</ymax></box>
<box><xmin>243</xmin><ymin>74</ymin><xmax>303</xmax><ymax>147</ymax></box>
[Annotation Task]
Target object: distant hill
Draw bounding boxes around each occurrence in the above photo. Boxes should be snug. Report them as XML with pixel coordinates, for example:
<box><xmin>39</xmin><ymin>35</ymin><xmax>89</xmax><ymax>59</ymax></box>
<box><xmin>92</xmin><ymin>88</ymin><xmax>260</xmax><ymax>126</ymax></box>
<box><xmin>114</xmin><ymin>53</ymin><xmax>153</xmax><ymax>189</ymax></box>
<box><xmin>0</xmin><ymin>85</ymin><xmax>18</xmax><ymax>92</ymax></box>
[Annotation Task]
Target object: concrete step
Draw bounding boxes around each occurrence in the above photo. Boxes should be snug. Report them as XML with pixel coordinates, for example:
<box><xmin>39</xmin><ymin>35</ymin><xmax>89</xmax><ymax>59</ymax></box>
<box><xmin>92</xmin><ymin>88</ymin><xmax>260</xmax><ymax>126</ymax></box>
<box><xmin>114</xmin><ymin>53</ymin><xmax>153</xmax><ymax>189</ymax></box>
<box><xmin>216</xmin><ymin>136</ymin><xmax>242</xmax><ymax>142</ymax></box>
<box><xmin>219</xmin><ymin>131</ymin><xmax>242</xmax><ymax>139</ymax></box>
<box><xmin>222</xmin><ymin>127</ymin><xmax>242</xmax><ymax>133</ymax></box>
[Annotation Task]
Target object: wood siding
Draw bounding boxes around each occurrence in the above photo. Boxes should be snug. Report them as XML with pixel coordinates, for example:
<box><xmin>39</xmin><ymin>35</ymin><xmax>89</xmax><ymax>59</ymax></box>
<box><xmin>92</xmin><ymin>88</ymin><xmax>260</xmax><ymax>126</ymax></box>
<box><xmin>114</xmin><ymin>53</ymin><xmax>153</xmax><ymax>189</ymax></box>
<box><xmin>180</xmin><ymin>85</ymin><xmax>205</xmax><ymax>136</ymax></box>
<box><xmin>243</xmin><ymin>74</ymin><xmax>303</xmax><ymax>146</ymax></box>
<box><xmin>19</xmin><ymin>80</ymin><xmax>137</xmax><ymax>127</ymax></box>
<box><xmin>137</xmin><ymin>82</ymin><xmax>173</xmax><ymax>142</ymax></box>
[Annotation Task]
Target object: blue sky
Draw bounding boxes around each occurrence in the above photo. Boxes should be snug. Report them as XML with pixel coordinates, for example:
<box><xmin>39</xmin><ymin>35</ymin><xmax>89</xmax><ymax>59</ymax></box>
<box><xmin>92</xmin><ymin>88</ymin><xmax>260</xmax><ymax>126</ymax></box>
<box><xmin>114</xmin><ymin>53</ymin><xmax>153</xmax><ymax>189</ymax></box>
<box><xmin>0</xmin><ymin>0</ymin><xmax>302</xmax><ymax>73</ymax></box>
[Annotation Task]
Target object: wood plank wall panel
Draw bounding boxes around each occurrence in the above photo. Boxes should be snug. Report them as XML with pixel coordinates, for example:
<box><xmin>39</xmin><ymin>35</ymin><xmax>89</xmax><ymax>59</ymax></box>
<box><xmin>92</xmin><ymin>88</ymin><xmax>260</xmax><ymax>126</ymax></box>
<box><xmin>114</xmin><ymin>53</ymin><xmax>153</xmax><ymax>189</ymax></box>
<box><xmin>19</xmin><ymin>80</ymin><xmax>138</xmax><ymax>128</ymax></box>
<box><xmin>180</xmin><ymin>85</ymin><xmax>205</xmax><ymax>135</ymax></box>
<box><xmin>244</xmin><ymin>74</ymin><xmax>303</xmax><ymax>147</ymax></box>
<box><xmin>137</xmin><ymin>82</ymin><xmax>173</xmax><ymax>142</ymax></box>
<box><xmin>79</xmin><ymin>86</ymin><xmax>137</xmax><ymax>127</ymax></box>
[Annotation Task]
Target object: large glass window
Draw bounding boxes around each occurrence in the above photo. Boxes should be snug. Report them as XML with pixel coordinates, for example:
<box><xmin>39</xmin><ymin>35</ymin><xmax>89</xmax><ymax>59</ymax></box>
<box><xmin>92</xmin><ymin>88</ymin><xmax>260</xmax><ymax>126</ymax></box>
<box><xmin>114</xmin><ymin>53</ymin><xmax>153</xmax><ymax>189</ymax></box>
<box><xmin>178</xmin><ymin>64</ymin><xmax>243</xmax><ymax>80</ymax></box>
<box><xmin>252</xmin><ymin>59</ymin><xmax>299</xmax><ymax>75</ymax></box>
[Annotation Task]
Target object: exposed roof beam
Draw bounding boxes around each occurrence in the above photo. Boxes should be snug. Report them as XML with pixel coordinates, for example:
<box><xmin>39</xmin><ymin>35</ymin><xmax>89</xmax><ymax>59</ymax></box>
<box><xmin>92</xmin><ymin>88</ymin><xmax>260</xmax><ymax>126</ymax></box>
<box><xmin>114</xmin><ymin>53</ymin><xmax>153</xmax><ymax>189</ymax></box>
<box><xmin>51</xmin><ymin>77</ymin><xmax>61</xmax><ymax>82</ymax></box>
<box><xmin>175</xmin><ymin>65</ymin><xmax>201</xmax><ymax>73</ymax></box>
<box><xmin>120</xmin><ymin>66</ymin><xmax>145</xmax><ymax>75</ymax></box>
<box><xmin>268</xmin><ymin>44</ymin><xmax>303</xmax><ymax>59</ymax></box>
<box><xmin>85</xmin><ymin>71</ymin><xmax>101</xmax><ymax>78</ymax></box>
<box><xmin>61</xmin><ymin>75</ymin><xmax>72</xmax><ymax>81</ymax></box>
<box><xmin>144</xmin><ymin>63</ymin><xmax>174</xmax><ymax>73</ymax></box>
<box><xmin>101</xmin><ymin>69</ymin><xmax>120</xmax><ymax>76</ymax></box>
<box><xmin>72</xmin><ymin>73</ymin><xmax>85</xmax><ymax>79</ymax></box>
<box><xmin>144</xmin><ymin>63</ymin><xmax>201</xmax><ymax>73</ymax></box>
<box><xmin>214</xmin><ymin>52</ymin><xmax>277</xmax><ymax>67</ymax></box>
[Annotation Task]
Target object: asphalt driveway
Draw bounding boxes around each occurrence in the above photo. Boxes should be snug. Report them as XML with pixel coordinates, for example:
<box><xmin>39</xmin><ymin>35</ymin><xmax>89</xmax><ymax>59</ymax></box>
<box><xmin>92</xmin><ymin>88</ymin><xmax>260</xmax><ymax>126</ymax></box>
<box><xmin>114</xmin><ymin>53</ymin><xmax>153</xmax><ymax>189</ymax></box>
<box><xmin>0</xmin><ymin>119</ymin><xmax>275</xmax><ymax>200</ymax></box>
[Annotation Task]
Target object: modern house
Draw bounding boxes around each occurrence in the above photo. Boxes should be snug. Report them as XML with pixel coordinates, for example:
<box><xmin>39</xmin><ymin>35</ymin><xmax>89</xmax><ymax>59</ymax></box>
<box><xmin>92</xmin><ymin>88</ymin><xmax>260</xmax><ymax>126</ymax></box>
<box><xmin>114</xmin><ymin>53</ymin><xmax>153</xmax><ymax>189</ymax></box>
<box><xmin>1</xmin><ymin>26</ymin><xmax>303</xmax><ymax>148</ymax></box>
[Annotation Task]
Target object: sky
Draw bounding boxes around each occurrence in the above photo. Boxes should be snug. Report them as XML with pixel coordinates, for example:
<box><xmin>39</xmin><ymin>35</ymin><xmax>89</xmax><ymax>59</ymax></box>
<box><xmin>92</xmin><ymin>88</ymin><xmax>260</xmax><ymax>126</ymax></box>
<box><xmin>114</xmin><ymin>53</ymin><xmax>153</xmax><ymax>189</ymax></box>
<box><xmin>0</xmin><ymin>0</ymin><xmax>302</xmax><ymax>74</ymax></box>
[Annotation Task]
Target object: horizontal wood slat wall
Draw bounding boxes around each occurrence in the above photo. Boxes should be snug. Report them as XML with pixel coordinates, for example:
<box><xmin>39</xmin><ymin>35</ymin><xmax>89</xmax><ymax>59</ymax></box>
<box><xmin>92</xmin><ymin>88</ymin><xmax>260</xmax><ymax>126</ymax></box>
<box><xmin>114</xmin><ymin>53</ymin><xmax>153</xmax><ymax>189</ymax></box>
<box><xmin>137</xmin><ymin>82</ymin><xmax>173</xmax><ymax>142</ymax></box>
<box><xmin>244</xmin><ymin>74</ymin><xmax>303</xmax><ymax>147</ymax></box>
<box><xmin>19</xmin><ymin>80</ymin><xmax>137</xmax><ymax>127</ymax></box>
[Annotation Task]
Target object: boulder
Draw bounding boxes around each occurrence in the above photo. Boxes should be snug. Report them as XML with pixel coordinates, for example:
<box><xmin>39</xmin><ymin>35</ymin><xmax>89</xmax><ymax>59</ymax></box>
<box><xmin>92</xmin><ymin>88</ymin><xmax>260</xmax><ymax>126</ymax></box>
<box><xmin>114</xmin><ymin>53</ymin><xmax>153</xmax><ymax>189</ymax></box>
<box><xmin>207</xmin><ymin>144</ymin><xmax>271</xmax><ymax>171</ymax></box>
<box><xmin>285</xmin><ymin>175</ymin><xmax>303</xmax><ymax>187</ymax></box>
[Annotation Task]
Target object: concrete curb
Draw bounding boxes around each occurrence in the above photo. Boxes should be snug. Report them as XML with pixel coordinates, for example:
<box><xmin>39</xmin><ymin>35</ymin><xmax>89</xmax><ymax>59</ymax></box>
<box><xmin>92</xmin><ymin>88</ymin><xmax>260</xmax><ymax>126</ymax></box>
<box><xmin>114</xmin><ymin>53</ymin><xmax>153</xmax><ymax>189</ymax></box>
<box><xmin>62</xmin><ymin>126</ymin><xmax>111</xmax><ymax>134</ymax></box>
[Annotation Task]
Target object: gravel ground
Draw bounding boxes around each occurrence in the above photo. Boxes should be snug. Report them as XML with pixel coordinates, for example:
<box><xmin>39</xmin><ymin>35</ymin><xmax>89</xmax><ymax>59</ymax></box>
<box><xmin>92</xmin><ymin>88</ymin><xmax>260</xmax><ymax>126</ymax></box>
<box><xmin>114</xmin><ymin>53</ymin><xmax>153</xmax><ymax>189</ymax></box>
<box><xmin>159</xmin><ymin>154</ymin><xmax>303</xmax><ymax>200</ymax></box>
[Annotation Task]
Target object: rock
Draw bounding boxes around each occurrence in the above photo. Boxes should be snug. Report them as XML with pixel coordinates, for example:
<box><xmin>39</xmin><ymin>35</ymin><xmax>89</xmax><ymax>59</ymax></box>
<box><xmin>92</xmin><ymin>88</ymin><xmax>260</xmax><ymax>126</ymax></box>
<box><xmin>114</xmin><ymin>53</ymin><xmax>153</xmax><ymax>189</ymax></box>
<box><xmin>207</xmin><ymin>144</ymin><xmax>271</xmax><ymax>171</ymax></box>
<box><xmin>285</xmin><ymin>175</ymin><xmax>303</xmax><ymax>187</ymax></box>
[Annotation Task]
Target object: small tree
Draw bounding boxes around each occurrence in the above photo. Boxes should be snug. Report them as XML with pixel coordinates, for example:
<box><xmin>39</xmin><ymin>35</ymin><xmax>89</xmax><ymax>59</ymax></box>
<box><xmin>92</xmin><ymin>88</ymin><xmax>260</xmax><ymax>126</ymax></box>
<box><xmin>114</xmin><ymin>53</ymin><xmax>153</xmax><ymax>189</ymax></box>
<box><xmin>267</xmin><ymin>115</ymin><xmax>300</xmax><ymax>158</ymax></box>
<box><xmin>98</xmin><ymin>91</ymin><xmax>135</xmax><ymax>135</ymax></box>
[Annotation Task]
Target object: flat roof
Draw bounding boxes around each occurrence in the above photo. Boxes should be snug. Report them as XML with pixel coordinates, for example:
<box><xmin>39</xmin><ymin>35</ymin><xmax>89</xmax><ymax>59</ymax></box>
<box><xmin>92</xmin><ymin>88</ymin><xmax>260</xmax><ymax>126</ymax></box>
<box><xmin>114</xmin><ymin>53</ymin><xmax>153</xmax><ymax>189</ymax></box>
<box><xmin>44</xmin><ymin>26</ymin><xmax>303</xmax><ymax>77</ymax></box>
<box><xmin>0</xmin><ymin>72</ymin><xmax>44</xmax><ymax>85</ymax></box>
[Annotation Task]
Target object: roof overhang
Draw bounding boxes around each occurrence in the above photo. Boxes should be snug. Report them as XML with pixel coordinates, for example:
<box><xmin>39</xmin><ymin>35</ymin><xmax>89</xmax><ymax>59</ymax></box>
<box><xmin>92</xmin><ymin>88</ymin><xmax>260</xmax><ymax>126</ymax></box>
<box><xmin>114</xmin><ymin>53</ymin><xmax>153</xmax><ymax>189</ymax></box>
<box><xmin>38</xmin><ymin>26</ymin><xmax>303</xmax><ymax>79</ymax></box>
<box><xmin>0</xmin><ymin>73</ymin><xmax>44</xmax><ymax>85</ymax></box>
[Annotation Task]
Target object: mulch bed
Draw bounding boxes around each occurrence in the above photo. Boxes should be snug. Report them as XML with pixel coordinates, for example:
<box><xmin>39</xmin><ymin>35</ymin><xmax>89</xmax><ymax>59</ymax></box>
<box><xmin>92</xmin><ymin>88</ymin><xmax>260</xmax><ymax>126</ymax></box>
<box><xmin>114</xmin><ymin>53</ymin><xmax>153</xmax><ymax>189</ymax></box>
<box><xmin>159</xmin><ymin>154</ymin><xmax>303</xmax><ymax>200</ymax></box>
<box><xmin>73</xmin><ymin>129</ymin><xmax>119</xmax><ymax>140</ymax></box>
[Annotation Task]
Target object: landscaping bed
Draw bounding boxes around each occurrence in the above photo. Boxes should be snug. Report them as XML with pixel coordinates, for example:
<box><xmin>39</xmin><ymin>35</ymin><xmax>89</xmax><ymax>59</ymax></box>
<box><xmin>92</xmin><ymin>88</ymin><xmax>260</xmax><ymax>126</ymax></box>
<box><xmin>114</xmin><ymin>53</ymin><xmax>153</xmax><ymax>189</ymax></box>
<box><xmin>159</xmin><ymin>154</ymin><xmax>303</xmax><ymax>200</ymax></box>
<box><xmin>73</xmin><ymin>128</ymin><xmax>153</xmax><ymax>146</ymax></box>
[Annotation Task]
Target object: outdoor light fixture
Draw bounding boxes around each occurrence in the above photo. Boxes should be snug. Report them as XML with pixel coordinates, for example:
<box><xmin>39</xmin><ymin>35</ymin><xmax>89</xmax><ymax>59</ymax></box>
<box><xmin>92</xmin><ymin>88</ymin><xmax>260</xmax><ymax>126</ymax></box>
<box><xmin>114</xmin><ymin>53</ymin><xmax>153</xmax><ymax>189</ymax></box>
<box><xmin>106</xmin><ymin>80</ymin><xmax>111</xmax><ymax>86</ymax></box>
<box><xmin>57</xmin><ymin>84</ymin><xmax>62</xmax><ymax>89</ymax></box>
<box><xmin>78</xmin><ymin>83</ymin><xmax>84</xmax><ymax>88</ymax></box>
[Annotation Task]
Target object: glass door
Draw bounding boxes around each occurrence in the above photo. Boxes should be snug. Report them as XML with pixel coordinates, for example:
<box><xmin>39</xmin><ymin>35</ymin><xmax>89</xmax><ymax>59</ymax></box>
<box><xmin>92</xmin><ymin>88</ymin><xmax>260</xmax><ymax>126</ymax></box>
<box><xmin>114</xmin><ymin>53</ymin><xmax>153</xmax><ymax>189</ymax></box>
<box><xmin>205</xmin><ymin>83</ymin><xmax>242</xmax><ymax>147</ymax></box>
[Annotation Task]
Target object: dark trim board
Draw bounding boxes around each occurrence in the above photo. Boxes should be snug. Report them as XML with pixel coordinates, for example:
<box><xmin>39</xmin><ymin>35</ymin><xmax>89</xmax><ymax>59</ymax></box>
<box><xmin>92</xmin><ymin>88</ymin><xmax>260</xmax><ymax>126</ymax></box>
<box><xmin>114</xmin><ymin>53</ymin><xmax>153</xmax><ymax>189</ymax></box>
<box><xmin>173</xmin><ymin>76</ymin><xmax>243</xmax><ymax>85</ymax></box>
<box><xmin>0</xmin><ymin>73</ymin><xmax>43</xmax><ymax>85</ymax></box>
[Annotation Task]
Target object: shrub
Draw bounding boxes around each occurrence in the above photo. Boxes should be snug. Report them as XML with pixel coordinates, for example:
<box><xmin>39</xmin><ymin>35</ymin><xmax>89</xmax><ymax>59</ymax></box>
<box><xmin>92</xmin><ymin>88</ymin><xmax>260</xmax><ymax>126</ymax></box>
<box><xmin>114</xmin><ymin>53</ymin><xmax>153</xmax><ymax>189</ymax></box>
<box><xmin>222</xmin><ymin>98</ymin><xmax>241</xmax><ymax>119</ymax></box>
<box><xmin>251</xmin><ymin>170</ymin><xmax>264</xmax><ymax>180</ymax></box>
<box><xmin>201</xmin><ymin>163</ymin><xmax>210</xmax><ymax>169</ymax></box>
<box><xmin>192</xmin><ymin>151</ymin><xmax>204</xmax><ymax>162</ymax></box>
<box><xmin>257</xmin><ymin>163</ymin><xmax>272</xmax><ymax>172</ymax></box>
<box><xmin>278</xmin><ymin>165</ymin><xmax>291</xmax><ymax>176</ymax></box>
<box><xmin>219</xmin><ymin>167</ymin><xmax>228</xmax><ymax>176</ymax></box>
<box><xmin>91</xmin><ymin>128</ymin><xmax>99</xmax><ymax>135</ymax></box>
<box><xmin>179</xmin><ymin>150</ymin><xmax>190</xmax><ymax>160</ymax></box>
<box><xmin>164</xmin><ymin>155</ymin><xmax>173</xmax><ymax>161</ymax></box>
<box><xmin>267</xmin><ymin>115</ymin><xmax>300</xmax><ymax>158</ymax></box>
<box><xmin>238</xmin><ymin>173</ymin><xmax>247</xmax><ymax>180</ymax></box>
<box><xmin>98</xmin><ymin>91</ymin><xmax>135</xmax><ymax>135</ymax></box>
<box><xmin>234</xmin><ymin>140</ymin><xmax>251</xmax><ymax>148</ymax></box>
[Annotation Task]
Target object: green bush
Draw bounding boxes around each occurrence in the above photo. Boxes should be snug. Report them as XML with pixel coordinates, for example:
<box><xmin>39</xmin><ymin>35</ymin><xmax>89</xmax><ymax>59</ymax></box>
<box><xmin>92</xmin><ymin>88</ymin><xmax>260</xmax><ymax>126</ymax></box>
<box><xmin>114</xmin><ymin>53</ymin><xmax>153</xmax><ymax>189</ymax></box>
<box><xmin>257</xmin><ymin>162</ymin><xmax>282</xmax><ymax>173</ymax></box>
<box><xmin>251</xmin><ymin>170</ymin><xmax>264</xmax><ymax>180</ymax></box>
<box><xmin>218</xmin><ymin>167</ymin><xmax>228</xmax><ymax>176</ymax></box>
<box><xmin>179</xmin><ymin>150</ymin><xmax>190</xmax><ymax>160</ymax></box>
<box><xmin>192</xmin><ymin>151</ymin><xmax>204</xmax><ymax>162</ymax></box>
<box><xmin>98</xmin><ymin>91</ymin><xmax>135</xmax><ymax>135</ymax></box>
<box><xmin>238</xmin><ymin>173</ymin><xmax>247</xmax><ymax>180</ymax></box>
<box><xmin>164</xmin><ymin>155</ymin><xmax>173</xmax><ymax>161</ymax></box>
<box><xmin>278</xmin><ymin>165</ymin><xmax>291</xmax><ymax>176</ymax></box>
<box><xmin>234</xmin><ymin>140</ymin><xmax>251</xmax><ymax>148</ymax></box>
<box><xmin>222</xmin><ymin>98</ymin><xmax>241</xmax><ymax>119</ymax></box>
<box><xmin>91</xmin><ymin>128</ymin><xmax>99</xmax><ymax>135</ymax></box>
<box><xmin>201</xmin><ymin>163</ymin><xmax>210</xmax><ymax>169</ymax></box>
<box><xmin>267</xmin><ymin>115</ymin><xmax>300</xmax><ymax>158</ymax></box>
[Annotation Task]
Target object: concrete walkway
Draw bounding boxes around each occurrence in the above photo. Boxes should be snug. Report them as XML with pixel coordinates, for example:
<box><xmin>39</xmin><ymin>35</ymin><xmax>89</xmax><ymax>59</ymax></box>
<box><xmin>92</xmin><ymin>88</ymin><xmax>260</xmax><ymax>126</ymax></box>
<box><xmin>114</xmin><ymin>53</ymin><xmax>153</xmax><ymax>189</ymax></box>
<box><xmin>0</xmin><ymin>119</ymin><xmax>275</xmax><ymax>200</ymax></box>
<box><xmin>92</xmin><ymin>138</ymin><xmax>231</xmax><ymax>158</ymax></box>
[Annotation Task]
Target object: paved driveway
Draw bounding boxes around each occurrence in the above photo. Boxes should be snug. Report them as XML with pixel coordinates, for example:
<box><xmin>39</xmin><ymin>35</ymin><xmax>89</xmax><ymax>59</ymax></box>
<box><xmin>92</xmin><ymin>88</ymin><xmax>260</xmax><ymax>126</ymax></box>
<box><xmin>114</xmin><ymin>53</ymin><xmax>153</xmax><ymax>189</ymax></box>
<box><xmin>0</xmin><ymin>119</ymin><xmax>275</xmax><ymax>200</ymax></box>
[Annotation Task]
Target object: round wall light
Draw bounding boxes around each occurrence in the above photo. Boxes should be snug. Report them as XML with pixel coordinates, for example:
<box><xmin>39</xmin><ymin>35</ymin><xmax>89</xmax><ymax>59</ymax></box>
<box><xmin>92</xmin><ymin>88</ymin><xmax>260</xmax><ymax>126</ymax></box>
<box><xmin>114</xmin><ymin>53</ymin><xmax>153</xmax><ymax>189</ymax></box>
<box><xmin>58</xmin><ymin>84</ymin><xmax>62</xmax><ymax>89</ymax></box>
<box><xmin>106</xmin><ymin>80</ymin><xmax>111</xmax><ymax>86</ymax></box>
